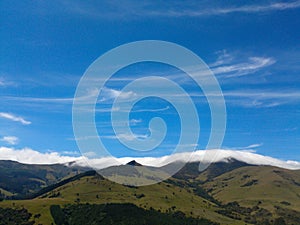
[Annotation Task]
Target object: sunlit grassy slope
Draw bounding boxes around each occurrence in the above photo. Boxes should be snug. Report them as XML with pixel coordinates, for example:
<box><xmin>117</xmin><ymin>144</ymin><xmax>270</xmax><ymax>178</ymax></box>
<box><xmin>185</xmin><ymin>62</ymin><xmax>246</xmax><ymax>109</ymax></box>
<box><xmin>201</xmin><ymin>166</ymin><xmax>300</xmax><ymax>211</ymax></box>
<box><xmin>0</xmin><ymin>174</ymin><xmax>247</xmax><ymax>225</ymax></box>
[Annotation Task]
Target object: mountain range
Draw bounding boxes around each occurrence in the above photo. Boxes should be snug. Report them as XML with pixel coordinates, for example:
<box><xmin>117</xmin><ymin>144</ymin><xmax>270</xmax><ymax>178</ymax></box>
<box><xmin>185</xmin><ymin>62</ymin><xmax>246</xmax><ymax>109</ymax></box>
<box><xmin>0</xmin><ymin>152</ymin><xmax>299</xmax><ymax>225</ymax></box>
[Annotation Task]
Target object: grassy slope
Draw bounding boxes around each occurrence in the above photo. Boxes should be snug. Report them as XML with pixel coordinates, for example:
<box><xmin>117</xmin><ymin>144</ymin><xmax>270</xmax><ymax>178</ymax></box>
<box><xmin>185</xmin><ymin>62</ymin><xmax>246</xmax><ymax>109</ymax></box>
<box><xmin>202</xmin><ymin>166</ymin><xmax>300</xmax><ymax>212</ymax></box>
<box><xmin>0</xmin><ymin>175</ymin><xmax>247</xmax><ymax>225</ymax></box>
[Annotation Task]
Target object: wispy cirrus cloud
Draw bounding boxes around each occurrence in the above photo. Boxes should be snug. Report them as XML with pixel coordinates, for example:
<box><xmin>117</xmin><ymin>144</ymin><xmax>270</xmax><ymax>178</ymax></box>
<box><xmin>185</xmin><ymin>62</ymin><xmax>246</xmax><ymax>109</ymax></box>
<box><xmin>177</xmin><ymin>88</ymin><xmax>300</xmax><ymax>108</ymax></box>
<box><xmin>0</xmin><ymin>77</ymin><xmax>16</xmax><ymax>87</ymax></box>
<box><xmin>244</xmin><ymin>143</ymin><xmax>263</xmax><ymax>149</ymax></box>
<box><xmin>225</xmin><ymin>143</ymin><xmax>263</xmax><ymax>152</ymax></box>
<box><xmin>2</xmin><ymin>96</ymin><xmax>74</xmax><ymax>104</ymax></box>
<box><xmin>101</xmin><ymin>133</ymin><xmax>148</xmax><ymax>141</ymax></box>
<box><xmin>1</xmin><ymin>87</ymin><xmax>98</xmax><ymax>106</ymax></box>
<box><xmin>207</xmin><ymin>50</ymin><xmax>276</xmax><ymax>78</ymax></box>
<box><xmin>162</xmin><ymin>1</ymin><xmax>300</xmax><ymax>17</ymax></box>
<box><xmin>159</xmin><ymin>50</ymin><xmax>276</xmax><ymax>83</ymax></box>
<box><xmin>131</xmin><ymin>106</ymin><xmax>170</xmax><ymax>113</ymax></box>
<box><xmin>189</xmin><ymin>89</ymin><xmax>300</xmax><ymax>108</ymax></box>
<box><xmin>59</xmin><ymin>0</ymin><xmax>300</xmax><ymax>19</ymax></box>
<box><xmin>0</xmin><ymin>112</ymin><xmax>31</xmax><ymax>125</ymax></box>
<box><xmin>0</xmin><ymin>78</ymin><xmax>5</xmax><ymax>86</ymax></box>
<box><xmin>223</xmin><ymin>90</ymin><xmax>300</xmax><ymax>108</ymax></box>
<box><xmin>211</xmin><ymin>57</ymin><xmax>275</xmax><ymax>78</ymax></box>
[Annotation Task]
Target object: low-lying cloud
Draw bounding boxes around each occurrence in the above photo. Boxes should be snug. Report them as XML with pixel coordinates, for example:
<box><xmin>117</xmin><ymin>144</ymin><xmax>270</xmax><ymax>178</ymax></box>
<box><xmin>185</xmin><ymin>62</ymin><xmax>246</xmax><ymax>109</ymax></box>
<box><xmin>0</xmin><ymin>146</ymin><xmax>299</xmax><ymax>170</ymax></box>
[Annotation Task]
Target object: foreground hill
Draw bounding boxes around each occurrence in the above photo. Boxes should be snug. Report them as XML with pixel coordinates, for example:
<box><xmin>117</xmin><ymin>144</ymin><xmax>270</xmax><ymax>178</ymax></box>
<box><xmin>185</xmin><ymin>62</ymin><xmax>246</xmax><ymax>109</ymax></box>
<box><xmin>36</xmin><ymin>172</ymin><xmax>244</xmax><ymax>224</ymax></box>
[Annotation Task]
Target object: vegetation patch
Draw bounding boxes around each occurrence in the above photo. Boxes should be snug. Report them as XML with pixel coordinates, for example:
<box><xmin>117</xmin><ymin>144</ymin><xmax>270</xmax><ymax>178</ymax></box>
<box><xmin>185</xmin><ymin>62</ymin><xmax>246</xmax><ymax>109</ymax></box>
<box><xmin>50</xmin><ymin>203</ymin><xmax>219</xmax><ymax>225</ymax></box>
<box><xmin>240</xmin><ymin>179</ymin><xmax>258</xmax><ymax>187</ymax></box>
<box><xmin>0</xmin><ymin>207</ymin><xmax>34</xmax><ymax>225</ymax></box>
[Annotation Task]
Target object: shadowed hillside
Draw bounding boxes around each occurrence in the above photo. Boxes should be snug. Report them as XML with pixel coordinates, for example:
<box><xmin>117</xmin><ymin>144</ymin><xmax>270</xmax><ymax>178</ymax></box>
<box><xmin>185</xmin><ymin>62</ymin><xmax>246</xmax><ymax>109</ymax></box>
<box><xmin>0</xmin><ymin>160</ymin><xmax>88</xmax><ymax>198</ymax></box>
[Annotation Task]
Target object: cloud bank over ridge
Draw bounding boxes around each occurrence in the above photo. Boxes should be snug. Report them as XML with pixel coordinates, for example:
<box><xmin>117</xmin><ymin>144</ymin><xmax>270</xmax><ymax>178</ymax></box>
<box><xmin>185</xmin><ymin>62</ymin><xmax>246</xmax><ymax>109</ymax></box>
<box><xmin>0</xmin><ymin>146</ymin><xmax>299</xmax><ymax>170</ymax></box>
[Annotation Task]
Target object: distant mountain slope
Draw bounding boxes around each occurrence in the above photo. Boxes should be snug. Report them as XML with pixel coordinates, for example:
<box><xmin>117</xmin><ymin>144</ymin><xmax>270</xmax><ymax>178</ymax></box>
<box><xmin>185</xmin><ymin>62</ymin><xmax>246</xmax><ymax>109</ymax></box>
<box><xmin>89</xmin><ymin>157</ymin><xmax>252</xmax><ymax>186</ymax></box>
<box><xmin>0</xmin><ymin>160</ymin><xmax>88</xmax><ymax>198</ymax></box>
<box><xmin>172</xmin><ymin>158</ymin><xmax>250</xmax><ymax>180</ymax></box>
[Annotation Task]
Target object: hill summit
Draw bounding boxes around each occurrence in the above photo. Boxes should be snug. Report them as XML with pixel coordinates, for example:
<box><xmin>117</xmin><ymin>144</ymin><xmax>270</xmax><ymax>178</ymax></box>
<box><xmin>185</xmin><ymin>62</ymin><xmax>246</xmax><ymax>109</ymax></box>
<box><xmin>126</xmin><ymin>160</ymin><xmax>142</xmax><ymax>166</ymax></box>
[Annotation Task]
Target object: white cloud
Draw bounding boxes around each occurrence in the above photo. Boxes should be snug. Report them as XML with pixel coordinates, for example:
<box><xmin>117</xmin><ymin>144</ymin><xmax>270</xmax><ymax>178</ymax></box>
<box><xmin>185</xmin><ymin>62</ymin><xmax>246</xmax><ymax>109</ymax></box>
<box><xmin>1</xmin><ymin>147</ymin><xmax>300</xmax><ymax>170</ymax></box>
<box><xmin>0</xmin><ymin>147</ymin><xmax>84</xmax><ymax>164</ymax></box>
<box><xmin>130</xmin><ymin>118</ymin><xmax>142</xmax><ymax>125</ymax></box>
<box><xmin>117</xmin><ymin>133</ymin><xmax>148</xmax><ymax>141</ymax></box>
<box><xmin>101</xmin><ymin>133</ymin><xmax>148</xmax><ymax>141</ymax></box>
<box><xmin>99</xmin><ymin>87</ymin><xmax>137</xmax><ymax>102</ymax></box>
<box><xmin>0</xmin><ymin>112</ymin><xmax>31</xmax><ymax>125</ymax></box>
<box><xmin>61</xmin><ymin>150</ymin><xmax>81</xmax><ymax>156</ymax></box>
<box><xmin>0</xmin><ymin>136</ymin><xmax>19</xmax><ymax>145</ymax></box>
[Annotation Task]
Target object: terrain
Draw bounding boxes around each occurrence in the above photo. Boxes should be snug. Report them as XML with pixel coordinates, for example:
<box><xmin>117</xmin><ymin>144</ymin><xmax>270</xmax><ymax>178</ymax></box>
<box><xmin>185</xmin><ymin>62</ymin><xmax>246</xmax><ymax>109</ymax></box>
<box><xmin>0</xmin><ymin>160</ymin><xmax>87</xmax><ymax>199</ymax></box>
<box><xmin>0</xmin><ymin>158</ymin><xmax>299</xmax><ymax>224</ymax></box>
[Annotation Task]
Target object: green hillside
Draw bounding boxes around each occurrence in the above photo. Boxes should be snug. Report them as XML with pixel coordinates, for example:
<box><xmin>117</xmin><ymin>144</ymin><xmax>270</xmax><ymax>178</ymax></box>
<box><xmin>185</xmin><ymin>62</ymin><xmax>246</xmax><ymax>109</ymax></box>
<box><xmin>202</xmin><ymin>166</ymin><xmax>300</xmax><ymax>208</ymax></box>
<box><xmin>0</xmin><ymin>160</ymin><xmax>299</xmax><ymax>225</ymax></box>
<box><xmin>0</xmin><ymin>172</ymin><xmax>247</xmax><ymax>225</ymax></box>
<box><xmin>200</xmin><ymin>165</ymin><xmax>300</xmax><ymax>224</ymax></box>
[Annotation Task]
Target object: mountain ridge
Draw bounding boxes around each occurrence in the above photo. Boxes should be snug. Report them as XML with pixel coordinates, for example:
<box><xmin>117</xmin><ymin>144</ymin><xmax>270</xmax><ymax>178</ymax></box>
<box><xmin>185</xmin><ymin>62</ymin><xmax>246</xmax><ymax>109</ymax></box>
<box><xmin>1</xmin><ymin>158</ymin><xmax>300</xmax><ymax>224</ymax></box>
<box><xmin>2</xmin><ymin>149</ymin><xmax>300</xmax><ymax>170</ymax></box>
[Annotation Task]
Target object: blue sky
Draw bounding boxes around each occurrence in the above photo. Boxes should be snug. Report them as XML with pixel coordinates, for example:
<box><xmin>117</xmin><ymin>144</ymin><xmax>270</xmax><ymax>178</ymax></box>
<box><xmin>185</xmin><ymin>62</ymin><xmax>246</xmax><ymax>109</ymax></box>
<box><xmin>0</xmin><ymin>0</ymin><xmax>299</xmax><ymax>162</ymax></box>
